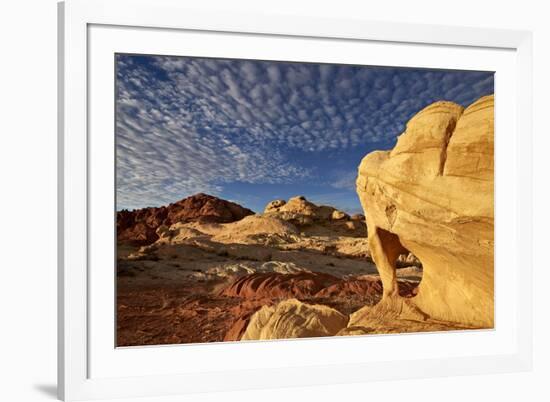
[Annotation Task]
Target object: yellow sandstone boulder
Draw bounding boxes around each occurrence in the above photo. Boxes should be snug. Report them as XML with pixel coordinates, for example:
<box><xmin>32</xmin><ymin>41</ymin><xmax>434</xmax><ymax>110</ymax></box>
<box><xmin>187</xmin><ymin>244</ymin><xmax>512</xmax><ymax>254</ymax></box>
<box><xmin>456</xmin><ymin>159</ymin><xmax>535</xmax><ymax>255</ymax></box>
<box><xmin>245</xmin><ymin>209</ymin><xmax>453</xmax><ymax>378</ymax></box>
<box><xmin>241</xmin><ymin>299</ymin><xmax>349</xmax><ymax>340</ymax></box>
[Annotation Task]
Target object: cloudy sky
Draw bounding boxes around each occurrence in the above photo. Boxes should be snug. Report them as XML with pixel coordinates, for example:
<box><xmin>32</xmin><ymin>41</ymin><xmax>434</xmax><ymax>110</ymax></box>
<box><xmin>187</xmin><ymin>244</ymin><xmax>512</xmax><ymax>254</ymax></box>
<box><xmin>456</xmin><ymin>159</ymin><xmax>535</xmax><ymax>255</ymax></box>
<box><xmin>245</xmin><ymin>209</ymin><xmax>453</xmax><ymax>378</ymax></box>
<box><xmin>116</xmin><ymin>54</ymin><xmax>494</xmax><ymax>213</ymax></box>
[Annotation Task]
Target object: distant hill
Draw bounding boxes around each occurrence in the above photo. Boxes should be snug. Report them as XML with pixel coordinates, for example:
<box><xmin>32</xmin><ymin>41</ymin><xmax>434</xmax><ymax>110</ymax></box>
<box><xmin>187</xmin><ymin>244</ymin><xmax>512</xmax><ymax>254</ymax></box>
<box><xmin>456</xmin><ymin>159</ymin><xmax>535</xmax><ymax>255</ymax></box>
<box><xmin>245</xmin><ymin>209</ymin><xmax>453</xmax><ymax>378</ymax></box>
<box><xmin>117</xmin><ymin>193</ymin><xmax>254</xmax><ymax>246</ymax></box>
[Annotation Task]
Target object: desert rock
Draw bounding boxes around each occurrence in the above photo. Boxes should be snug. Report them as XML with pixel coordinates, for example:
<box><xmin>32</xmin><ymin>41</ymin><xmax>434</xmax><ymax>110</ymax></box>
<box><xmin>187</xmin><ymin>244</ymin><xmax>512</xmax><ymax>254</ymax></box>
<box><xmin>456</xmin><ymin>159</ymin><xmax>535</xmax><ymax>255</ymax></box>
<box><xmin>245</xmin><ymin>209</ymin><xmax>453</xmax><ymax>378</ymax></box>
<box><xmin>265</xmin><ymin>195</ymin><xmax>332</xmax><ymax>220</ymax></box>
<box><xmin>219</xmin><ymin>272</ymin><xmax>340</xmax><ymax>299</ymax></box>
<box><xmin>262</xmin><ymin>196</ymin><xmax>367</xmax><ymax>238</ymax></box>
<box><xmin>117</xmin><ymin>193</ymin><xmax>254</xmax><ymax>246</ymax></box>
<box><xmin>316</xmin><ymin>275</ymin><xmax>417</xmax><ymax>299</ymax></box>
<box><xmin>355</xmin><ymin>95</ymin><xmax>494</xmax><ymax>328</ymax></box>
<box><xmin>331</xmin><ymin>210</ymin><xmax>349</xmax><ymax>220</ymax></box>
<box><xmin>211</xmin><ymin>215</ymin><xmax>300</xmax><ymax>244</ymax></box>
<box><xmin>241</xmin><ymin>299</ymin><xmax>349</xmax><ymax>340</ymax></box>
<box><xmin>264</xmin><ymin>199</ymin><xmax>287</xmax><ymax>213</ymax></box>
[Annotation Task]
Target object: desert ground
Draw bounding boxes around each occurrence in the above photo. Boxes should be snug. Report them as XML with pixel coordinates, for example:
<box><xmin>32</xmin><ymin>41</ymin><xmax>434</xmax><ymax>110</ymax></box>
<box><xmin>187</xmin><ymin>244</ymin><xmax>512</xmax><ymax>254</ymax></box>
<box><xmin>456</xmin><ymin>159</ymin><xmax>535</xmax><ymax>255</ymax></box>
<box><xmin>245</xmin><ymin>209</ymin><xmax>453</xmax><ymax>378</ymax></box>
<box><xmin>117</xmin><ymin>194</ymin><xmax>428</xmax><ymax>345</ymax></box>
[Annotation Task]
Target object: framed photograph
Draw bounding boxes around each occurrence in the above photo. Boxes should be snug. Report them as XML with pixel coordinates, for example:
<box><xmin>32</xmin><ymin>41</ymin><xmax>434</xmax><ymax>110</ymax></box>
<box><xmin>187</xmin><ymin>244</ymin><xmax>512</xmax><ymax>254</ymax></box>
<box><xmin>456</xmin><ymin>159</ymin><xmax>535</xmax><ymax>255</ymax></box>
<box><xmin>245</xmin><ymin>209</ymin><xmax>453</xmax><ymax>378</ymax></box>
<box><xmin>58</xmin><ymin>0</ymin><xmax>533</xmax><ymax>400</ymax></box>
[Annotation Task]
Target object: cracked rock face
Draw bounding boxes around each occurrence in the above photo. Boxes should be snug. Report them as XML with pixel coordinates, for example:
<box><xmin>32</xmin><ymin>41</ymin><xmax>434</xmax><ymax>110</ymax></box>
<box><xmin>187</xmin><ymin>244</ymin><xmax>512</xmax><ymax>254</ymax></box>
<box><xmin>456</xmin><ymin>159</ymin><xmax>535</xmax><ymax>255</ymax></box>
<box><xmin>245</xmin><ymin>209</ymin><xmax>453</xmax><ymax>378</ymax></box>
<box><xmin>356</xmin><ymin>95</ymin><xmax>494</xmax><ymax>328</ymax></box>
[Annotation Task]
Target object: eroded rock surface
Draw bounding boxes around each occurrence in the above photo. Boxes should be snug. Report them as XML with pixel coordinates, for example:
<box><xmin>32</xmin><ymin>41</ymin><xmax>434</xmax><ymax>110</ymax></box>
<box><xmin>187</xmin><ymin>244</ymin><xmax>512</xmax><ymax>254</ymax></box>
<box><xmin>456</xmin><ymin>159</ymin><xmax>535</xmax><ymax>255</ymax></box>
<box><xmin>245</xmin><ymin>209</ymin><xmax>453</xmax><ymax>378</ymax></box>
<box><xmin>219</xmin><ymin>272</ymin><xmax>340</xmax><ymax>299</ymax></box>
<box><xmin>355</xmin><ymin>95</ymin><xmax>494</xmax><ymax>328</ymax></box>
<box><xmin>262</xmin><ymin>195</ymin><xmax>367</xmax><ymax>238</ymax></box>
<box><xmin>241</xmin><ymin>299</ymin><xmax>349</xmax><ymax>340</ymax></box>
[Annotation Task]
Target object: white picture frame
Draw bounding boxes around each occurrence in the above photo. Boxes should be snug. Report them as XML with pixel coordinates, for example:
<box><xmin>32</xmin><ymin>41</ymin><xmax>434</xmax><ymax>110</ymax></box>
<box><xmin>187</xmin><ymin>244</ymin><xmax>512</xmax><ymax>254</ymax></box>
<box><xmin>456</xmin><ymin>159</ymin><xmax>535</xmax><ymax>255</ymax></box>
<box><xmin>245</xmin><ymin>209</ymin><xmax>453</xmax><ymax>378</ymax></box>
<box><xmin>58</xmin><ymin>0</ymin><xmax>533</xmax><ymax>400</ymax></box>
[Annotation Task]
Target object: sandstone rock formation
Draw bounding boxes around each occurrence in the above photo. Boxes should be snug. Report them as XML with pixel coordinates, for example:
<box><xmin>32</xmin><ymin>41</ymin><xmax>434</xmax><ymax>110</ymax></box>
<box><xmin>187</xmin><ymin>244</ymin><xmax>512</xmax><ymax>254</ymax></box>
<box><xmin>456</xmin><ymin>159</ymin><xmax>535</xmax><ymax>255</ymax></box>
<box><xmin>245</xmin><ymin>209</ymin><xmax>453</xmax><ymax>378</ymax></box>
<box><xmin>217</xmin><ymin>272</ymin><xmax>421</xmax><ymax>341</ymax></box>
<box><xmin>264</xmin><ymin>195</ymin><xmax>334</xmax><ymax>220</ymax></box>
<box><xmin>316</xmin><ymin>275</ymin><xmax>418</xmax><ymax>299</ymax></box>
<box><xmin>117</xmin><ymin>193</ymin><xmax>254</xmax><ymax>246</ymax></box>
<box><xmin>241</xmin><ymin>299</ymin><xmax>349</xmax><ymax>340</ymax></box>
<box><xmin>264</xmin><ymin>199</ymin><xmax>287</xmax><ymax>212</ymax></box>
<box><xmin>219</xmin><ymin>272</ymin><xmax>340</xmax><ymax>299</ymax></box>
<box><xmin>219</xmin><ymin>271</ymin><xmax>418</xmax><ymax>301</ymax></box>
<box><xmin>331</xmin><ymin>210</ymin><xmax>349</xmax><ymax>220</ymax></box>
<box><xmin>262</xmin><ymin>195</ymin><xmax>367</xmax><ymax>238</ymax></box>
<box><xmin>211</xmin><ymin>215</ymin><xmax>300</xmax><ymax>245</ymax></box>
<box><xmin>354</xmin><ymin>94</ymin><xmax>494</xmax><ymax>328</ymax></box>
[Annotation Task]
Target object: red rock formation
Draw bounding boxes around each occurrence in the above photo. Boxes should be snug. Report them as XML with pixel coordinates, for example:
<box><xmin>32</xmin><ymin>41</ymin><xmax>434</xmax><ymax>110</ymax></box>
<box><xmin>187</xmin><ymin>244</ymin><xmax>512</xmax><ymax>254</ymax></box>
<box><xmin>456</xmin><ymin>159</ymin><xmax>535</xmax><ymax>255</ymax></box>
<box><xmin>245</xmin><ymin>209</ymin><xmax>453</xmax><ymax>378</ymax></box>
<box><xmin>316</xmin><ymin>277</ymin><xmax>417</xmax><ymax>298</ymax></box>
<box><xmin>219</xmin><ymin>272</ymin><xmax>418</xmax><ymax>300</ymax></box>
<box><xmin>219</xmin><ymin>272</ymin><xmax>341</xmax><ymax>299</ymax></box>
<box><xmin>223</xmin><ymin>312</ymin><xmax>258</xmax><ymax>342</ymax></box>
<box><xmin>117</xmin><ymin>193</ymin><xmax>254</xmax><ymax>246</ymax></box>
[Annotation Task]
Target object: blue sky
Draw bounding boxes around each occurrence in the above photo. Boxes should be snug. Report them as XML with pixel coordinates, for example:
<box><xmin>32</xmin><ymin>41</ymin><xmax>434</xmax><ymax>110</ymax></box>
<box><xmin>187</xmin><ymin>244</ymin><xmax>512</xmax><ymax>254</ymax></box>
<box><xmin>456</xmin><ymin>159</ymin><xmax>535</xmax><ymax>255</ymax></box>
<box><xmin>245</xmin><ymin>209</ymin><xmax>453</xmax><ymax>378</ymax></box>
<box><xmin>116</xmin><ymin>54</ymin><xmax>494</xmax><ymax>213</ymax></box>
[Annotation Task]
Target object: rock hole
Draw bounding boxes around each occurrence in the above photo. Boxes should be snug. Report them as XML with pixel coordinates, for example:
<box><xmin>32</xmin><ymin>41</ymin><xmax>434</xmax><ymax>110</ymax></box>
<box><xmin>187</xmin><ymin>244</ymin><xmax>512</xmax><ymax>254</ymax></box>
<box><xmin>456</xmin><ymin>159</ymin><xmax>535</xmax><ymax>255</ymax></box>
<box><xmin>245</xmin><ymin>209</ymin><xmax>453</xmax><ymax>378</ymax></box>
<box><xmin>375</xmin><ymin>228</ymin><xmax>423</xmax><ymax>298</ymax></box>
<box><xmin>396</xmin><ymin>251</ymin><xmax>423</xmax><ymax>297</ymax></box>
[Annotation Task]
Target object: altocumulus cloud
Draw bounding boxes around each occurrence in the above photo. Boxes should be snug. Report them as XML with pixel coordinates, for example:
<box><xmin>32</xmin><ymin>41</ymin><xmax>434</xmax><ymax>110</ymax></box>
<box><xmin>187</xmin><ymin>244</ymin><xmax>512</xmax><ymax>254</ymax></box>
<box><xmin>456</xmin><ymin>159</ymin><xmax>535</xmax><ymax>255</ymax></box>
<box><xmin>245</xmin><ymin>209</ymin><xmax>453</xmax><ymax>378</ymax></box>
<box><xmin>116</xmin><ymin>54</ymin><xmax>493</xmax><ymax>210</ymax></box>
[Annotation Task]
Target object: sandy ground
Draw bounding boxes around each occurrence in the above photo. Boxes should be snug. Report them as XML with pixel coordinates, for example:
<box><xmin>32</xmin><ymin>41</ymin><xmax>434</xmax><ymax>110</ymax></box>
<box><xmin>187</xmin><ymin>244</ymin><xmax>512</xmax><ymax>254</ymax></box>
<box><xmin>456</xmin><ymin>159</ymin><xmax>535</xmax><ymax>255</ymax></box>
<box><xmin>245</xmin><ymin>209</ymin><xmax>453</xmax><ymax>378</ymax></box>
<box><xmin>116</xmin><ymin>229</ymin><xmax>423</xmax><ymax>346</ymax></box>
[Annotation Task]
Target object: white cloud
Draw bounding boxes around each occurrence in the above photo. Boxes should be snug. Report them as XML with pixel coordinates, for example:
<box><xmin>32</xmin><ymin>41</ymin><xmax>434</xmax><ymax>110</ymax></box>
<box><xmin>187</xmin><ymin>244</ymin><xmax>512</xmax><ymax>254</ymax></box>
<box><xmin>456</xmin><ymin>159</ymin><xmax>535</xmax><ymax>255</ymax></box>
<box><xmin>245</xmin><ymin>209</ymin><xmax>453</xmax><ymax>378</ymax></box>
<box><xmin>116</xmin><ymin>55</ymin><xmax>494</xmax><ymax>209</ymax></box>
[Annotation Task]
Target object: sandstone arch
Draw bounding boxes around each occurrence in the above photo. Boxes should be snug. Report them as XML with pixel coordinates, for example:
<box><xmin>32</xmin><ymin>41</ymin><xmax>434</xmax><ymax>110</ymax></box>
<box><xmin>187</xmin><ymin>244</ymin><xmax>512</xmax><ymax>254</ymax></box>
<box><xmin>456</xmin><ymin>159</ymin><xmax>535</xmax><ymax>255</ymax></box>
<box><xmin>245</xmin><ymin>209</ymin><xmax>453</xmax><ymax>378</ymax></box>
<box><xmin>354</xmin><ymin>95</ymin><xmax>494</xmax><ymax>329</ymax></box>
